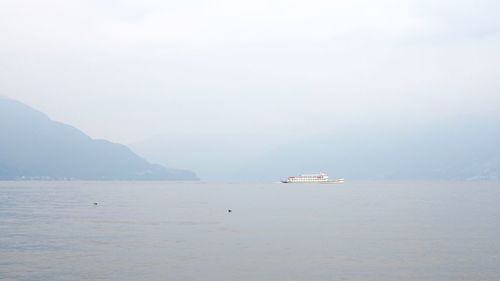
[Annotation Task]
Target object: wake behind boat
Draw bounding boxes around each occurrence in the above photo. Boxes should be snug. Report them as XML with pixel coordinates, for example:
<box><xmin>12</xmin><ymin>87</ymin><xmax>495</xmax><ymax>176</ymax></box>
<box><xmin>281</xmin><ymin>172</ymin><xmax>344</xmax><ymax>184</ymax></box>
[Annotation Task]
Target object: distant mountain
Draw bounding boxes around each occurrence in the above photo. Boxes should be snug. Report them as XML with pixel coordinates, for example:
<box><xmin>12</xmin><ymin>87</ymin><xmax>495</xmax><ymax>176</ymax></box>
<box><xmin>238</xmin><ymin>119</ymin><xmax>500</xmax><ymax>181</ymax></box>
<box><xmin>132</xmin><ymin>116</ymin><xmax>500</xmax><ymax>181</ymax></box>
<box><xmin>130</xmin><ymin>135</ymin><xmax>268</xmax><ymax>181</ymax></box>
<box><xmin>0</xmin><ymin>97</ymin><xmax>198</xmax><ymax>180</ymax></box>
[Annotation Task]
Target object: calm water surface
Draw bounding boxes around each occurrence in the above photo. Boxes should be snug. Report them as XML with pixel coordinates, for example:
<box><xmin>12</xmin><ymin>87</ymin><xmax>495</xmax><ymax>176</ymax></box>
<box><xmin>1</xmin><ymin>181</ymin><xmax>500</xmax><ymax>281</ymax></box>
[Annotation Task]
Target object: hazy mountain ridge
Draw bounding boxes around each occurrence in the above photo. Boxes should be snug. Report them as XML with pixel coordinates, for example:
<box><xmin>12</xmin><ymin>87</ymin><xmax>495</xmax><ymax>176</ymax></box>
<box><xmin>130</xmin><ymin>135</ymin><xmax>268</xmax><ymax>181</ymax></box>
<box><xmin>132</xmin><ymin>118</ymin><xmax>500</xmax><ymax>181</ymax></box>
<box><xmin>240</xmin><ymin>119</ymin><xmax>500</xmax><ymax>181</ymax></box>
<box><xmin>0</xmin><ymin>97</ymin><xmax>198</xmax><ymax>180</ymax></box>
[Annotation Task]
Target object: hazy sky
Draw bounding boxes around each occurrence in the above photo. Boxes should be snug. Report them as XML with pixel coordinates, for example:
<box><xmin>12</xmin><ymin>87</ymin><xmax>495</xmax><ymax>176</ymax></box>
<box><xmin>1</xmin><ymin>0</ymin><xmax>499</xmax><ymax>145</ymax></box>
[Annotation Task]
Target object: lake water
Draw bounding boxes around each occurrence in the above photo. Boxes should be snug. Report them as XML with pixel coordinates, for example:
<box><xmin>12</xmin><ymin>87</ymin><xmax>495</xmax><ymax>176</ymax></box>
<box><xmin>1</xmin><ymin>181</ymin><xmax>500</xmax><ymax>281</ymax></box>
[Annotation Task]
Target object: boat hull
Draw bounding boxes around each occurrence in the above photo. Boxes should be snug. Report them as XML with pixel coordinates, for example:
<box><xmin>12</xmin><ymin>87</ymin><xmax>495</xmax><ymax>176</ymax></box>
<box><xmin>281</xmin><ymin>179</ymin><xmax>344</xmax><ymax>184</ymax></box>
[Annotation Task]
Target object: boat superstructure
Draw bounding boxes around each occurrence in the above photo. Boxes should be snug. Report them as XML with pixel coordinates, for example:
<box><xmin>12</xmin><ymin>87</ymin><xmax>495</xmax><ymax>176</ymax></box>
<box><xmin>281</xmin><ymin>172</ymin><xmax>344</xmax><ymax>184</ymax></box>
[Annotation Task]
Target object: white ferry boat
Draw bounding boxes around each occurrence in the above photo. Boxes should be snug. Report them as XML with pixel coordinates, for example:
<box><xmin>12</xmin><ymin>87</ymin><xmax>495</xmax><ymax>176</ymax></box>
<box><xmin>281</xmin><ymin>172</ymin><xmax>344</xmax><ymax>184</ymax></box>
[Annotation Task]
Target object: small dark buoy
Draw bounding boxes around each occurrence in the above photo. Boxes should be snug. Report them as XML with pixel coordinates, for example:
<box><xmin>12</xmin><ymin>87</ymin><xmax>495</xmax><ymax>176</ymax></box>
<box><xmin>228</xmin><ymin>209</ymin><xmax>232</xmax><ymax>213</ymax></box>
<box><xmin>93</xmin><ymin>202</ymin><xmax>98</xmax><ymax>206</ymax></box>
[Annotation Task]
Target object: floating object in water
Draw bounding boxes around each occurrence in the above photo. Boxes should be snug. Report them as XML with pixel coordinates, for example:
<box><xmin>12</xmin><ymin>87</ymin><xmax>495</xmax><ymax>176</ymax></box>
<box><xmin>93</xmin><ymin>202</ymin><xmax>98</xmax><ymax>206</ymax></box>
<box><xmin>228</xmin><ymin>209</ymin><xmax>232</xmax><ymax>213</ymax></box>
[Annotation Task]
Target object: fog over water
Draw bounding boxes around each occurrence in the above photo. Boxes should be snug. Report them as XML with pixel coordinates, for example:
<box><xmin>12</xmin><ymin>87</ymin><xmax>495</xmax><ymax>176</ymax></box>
<box><xmin>2</xmin><ymin>2</ymin><xmax>500</xmax><ymax>279</ymax></box>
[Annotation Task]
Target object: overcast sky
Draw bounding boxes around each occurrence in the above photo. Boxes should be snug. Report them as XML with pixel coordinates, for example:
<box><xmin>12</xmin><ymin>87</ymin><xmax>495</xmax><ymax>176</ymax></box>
<box><xmin>1</xmin><ymin>0</ymin><xmax>499</xmax><ymax>145</ymax></box>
